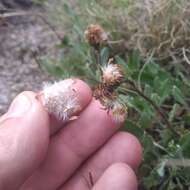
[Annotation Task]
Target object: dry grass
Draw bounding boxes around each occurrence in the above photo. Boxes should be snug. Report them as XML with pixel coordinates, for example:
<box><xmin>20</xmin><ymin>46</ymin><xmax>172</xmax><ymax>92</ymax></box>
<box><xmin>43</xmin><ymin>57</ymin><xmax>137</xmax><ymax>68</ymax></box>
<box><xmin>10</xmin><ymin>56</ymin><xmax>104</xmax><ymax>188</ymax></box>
<box><xmin>44</xmin><ymin>0</ymin><xmax>190</xmax><ymax>68</ymax></box>
<box><xmin>97</xmin><ymin>0</ymin><xmax>190</xmax><ymax>65</ymax></box>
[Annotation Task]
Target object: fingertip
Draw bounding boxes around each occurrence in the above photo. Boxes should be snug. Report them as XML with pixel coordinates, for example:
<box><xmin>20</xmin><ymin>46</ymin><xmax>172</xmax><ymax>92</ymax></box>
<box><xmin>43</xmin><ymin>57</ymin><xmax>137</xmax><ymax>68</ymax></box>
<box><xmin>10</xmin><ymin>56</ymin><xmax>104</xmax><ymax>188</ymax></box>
<box><xmin>4</xmin><ymin>91</ymin><xmax>50</xmax><ymax>157</ymax></box>
<box><xmin>41</xmin><ymin>79</ymin><xmax>92</xmax><ymax>135</ymax></box>
<box><xmin>107</xmin><ymin>163</ymin><xmax>138</xmax><ymax>188</ymax></box>
<box><xmin>0</xmin><ymin>91</ymin><xmax>49</xmax><ymax>127</ymax></box>
<box><xmin>18</xmin><ymin>91</ymin><xmax>50</xmax><ymax>131</ymax></box>
<box><xmin>113</xmin><ymin>132</ymin><xmax>142</xmax><ymax>169</ymax></box>
<box><xmin>93</xmin><ymin>163</ymin><xmax>138</xmax><ymax>190</ymax></box>
<box><xmin>72</xmin><ymin>79</ymin><xmax>92</xmax><ymax>109</ymax></box>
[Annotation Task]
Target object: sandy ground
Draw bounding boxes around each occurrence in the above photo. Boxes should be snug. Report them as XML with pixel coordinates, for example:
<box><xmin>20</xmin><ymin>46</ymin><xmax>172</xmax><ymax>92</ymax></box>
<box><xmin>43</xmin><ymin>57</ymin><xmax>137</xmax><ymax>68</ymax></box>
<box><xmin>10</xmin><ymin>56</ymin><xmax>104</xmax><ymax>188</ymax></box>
<box><xmin>0</xmin><ymin>2</ymin><xmax>58</xmax><ymax>114</ymax></box>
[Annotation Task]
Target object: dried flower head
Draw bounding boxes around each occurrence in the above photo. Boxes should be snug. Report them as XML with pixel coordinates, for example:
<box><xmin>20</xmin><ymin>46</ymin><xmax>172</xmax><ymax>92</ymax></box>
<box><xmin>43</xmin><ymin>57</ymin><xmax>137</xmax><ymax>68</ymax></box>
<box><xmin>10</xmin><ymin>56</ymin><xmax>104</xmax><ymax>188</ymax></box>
<box><xmin>101</xmin><ymin>59</ymin><xmax>124</xmax><ymax>86</ymax></box>
<box><xmin>40</xmin><ymin>80</ymin><xmax>80</xmax><ymax>121</ymax></box>
<box><xmin>101</xmin><ymin>98</ymin><xmax>127</xmax><ymax>123</ymax></box>
<box><xmin>111</xmin><ymin>101</ymin><xmax>127</xmax><ymax>123</ymax></box>
<box><xmin>93</xmin><ymin>83</ymin><xmax>114</xmax><ymax>100</ymax></box>
<box><xmin>93</xmin><ymin>58</ymin><xmax>126</xmax><ymax>123</ymax></box>
<box><xmin>84</xmin><ymin>24</ymin><xmax>108</xmax><ymax>48</ymax></box>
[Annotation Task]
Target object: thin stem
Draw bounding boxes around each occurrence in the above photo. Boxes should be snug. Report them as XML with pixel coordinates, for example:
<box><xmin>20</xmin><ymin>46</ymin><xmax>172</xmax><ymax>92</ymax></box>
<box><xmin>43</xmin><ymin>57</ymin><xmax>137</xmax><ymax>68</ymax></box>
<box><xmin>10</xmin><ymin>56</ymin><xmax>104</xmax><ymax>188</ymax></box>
<box><xmin>94</xmin><ymin>48</ymin><xmax>101</xmax><ymax>65</ymax></box>
<box><xmin>153</xmin><ymin>142</ymin><xmax>174</xmax><ymax>156</ymax></box>
<box><xmin>137</xmin><ymin>51</ymin><xmax>154</xmax><ymax>91</ymax></box>
<box><xmin>124</xmin><ymin>79</ymin><xmax>180</xmax><ymax>137</ymax></box>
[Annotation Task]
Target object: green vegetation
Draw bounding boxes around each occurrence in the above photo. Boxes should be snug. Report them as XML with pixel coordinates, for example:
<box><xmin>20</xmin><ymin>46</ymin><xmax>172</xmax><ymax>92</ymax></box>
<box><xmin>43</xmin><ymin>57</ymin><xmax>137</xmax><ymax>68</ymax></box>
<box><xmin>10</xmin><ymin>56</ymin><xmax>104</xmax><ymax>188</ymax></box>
<box><xmin>39</xmin><ymin>0</ymin><xmax>190</xmax><ymax>189</ymax></box>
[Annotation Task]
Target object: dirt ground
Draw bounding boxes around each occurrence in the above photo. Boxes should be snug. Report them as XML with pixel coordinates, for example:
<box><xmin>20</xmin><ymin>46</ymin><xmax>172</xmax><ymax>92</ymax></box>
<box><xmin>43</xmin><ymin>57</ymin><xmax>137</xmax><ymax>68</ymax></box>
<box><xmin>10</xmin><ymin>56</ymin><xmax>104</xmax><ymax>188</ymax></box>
<box><xmin>0</xmin><ymin>1</ymin><xmax>59</xmax><ymax>114</ymax></box>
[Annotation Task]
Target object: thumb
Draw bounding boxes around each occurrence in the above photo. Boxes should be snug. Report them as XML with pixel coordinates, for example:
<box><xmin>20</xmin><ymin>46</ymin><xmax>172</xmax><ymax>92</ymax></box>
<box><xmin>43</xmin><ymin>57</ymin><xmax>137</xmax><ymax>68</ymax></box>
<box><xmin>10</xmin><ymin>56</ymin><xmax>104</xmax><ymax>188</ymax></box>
<box><xmin>0</xmin><ymin>92</ymin><xmax>50</xmax><ymax>190</ymax></box>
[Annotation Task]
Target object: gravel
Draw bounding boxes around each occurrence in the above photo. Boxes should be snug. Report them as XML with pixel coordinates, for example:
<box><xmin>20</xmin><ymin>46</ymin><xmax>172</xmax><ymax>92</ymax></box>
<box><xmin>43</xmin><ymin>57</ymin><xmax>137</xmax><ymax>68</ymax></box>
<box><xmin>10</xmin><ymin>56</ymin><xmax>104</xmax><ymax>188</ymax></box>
<box><xmin>0</xmin><ymin>2</ymin><xmax>58</xmax><ymax>114</ymax></box>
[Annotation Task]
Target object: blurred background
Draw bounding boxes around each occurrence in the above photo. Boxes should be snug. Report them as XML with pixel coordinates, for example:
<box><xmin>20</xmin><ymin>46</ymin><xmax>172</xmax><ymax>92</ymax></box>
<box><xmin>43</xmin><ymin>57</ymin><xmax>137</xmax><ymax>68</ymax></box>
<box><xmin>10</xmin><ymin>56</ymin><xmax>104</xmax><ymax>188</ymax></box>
<box><xmin>0</xmin><ymin>0</ymin><xmax>190</xmax><ymax>189</ymax></box>
<box><xmin>0</xmin><ymin>0</ymin><xmax>56</xmax><ymax>113</ymax></box>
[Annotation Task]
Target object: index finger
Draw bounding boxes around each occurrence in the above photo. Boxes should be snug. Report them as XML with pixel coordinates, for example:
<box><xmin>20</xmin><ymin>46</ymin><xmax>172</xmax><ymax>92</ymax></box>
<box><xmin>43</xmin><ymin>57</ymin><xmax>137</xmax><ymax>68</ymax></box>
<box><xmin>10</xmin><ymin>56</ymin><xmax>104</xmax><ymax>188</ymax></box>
<box><xmin>41</xmin><ymin>79</ymin><xmax>92</xmax><ymax>135</ymax></box>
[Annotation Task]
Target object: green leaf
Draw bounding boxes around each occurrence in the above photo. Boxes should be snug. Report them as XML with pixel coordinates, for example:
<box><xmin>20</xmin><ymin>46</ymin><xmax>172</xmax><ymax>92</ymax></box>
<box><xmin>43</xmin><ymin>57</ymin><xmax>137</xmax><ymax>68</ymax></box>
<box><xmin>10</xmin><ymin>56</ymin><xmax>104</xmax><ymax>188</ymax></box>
<box><xmin>143</xmin><ymin>174</ymin><xmax>160</xmax><ymax>189</ymax></box>
<box><xmin>144</xmin><ymin>84</ymin><xmax>152</xmax><ymax>97</ymax></box>
<box><xmin>61</xmin><ymin>35</ymin><xmax>71</xmax><ymax>46</ymax></box>
<box><xmin>172</xmin><ymin>86</ymin><xmax>186</xmax><ymax>105</ymax></box>
<box><xmin>141</xmin><ymin>134</ymin><xmax>158</xmax><ymax>159</ymax></box>
<box><xmin>100</xmin><ymin>47</ymin><xmax>110</xmax><ymax>65</ymax></box>
<box><xmin>40</xmin><ymin>58</ymin><xmax>64</xmax><ymax>77</ymax></box>
<box><xmin>139</xmin><ymin>111</ymin><xmax>154</xmax><ymax>129</ymax></box>
<box><xmin>147</xmin><ymin>62</ymin><xmax>159</xmax><ymax>75</ymax></box>
<box><xmin>115</xmin><ymin>55</ymin><xmax>130</xmax><ymax>77</ymax></box>
<box><xmin>137</xmin><ymin>53</ymin><xmax>153</xmax><ymax>87</ymax></box>
<box><xmin>127</xmin><ymin>51</ymin><xmax>140</xmax><ymax>71</ymax></box>
<box><xmin>179</xmin><ymin>133</ymin><xmax>190</xmax><ymax>158</ymax></box>
<box><xmin>154</xmin><ymin>76</ymin><xmax>172</xmax><ymax>100</ymax></box>
<box><xmin>184</xmin><ymin>114</ymin><xmax>190</xmax><ymax>125</ymax></box>
<box><xmin>160</xmin><ymin>129</ymin><xmax>174</xmax><ymax>146</ymax></box>
<box><xmin>169</xmin><ymin>104</ymin><xmax>180</xmax><ymax>122</ymax></box>
<box><xmin>63</xmin><ymin>3</ymin><xmax>75</xmax><ymax>17</ymax></box>
<box><xmin>151</xmin><ymin>93</ymin><xmax>161</xmax><ymax>106</ymax></box>
<box><xmin>115</xmin><ymin>55</ymin><xmax>128</xmax><ymax>68</ymax></box>
<box><xmin>123</xmin><ymin>120</ymin><xmax>144</xmax><ymax>139</ymax></box>
<box><xmin>73</xmin><ymin>25</ymin><xmax>84</xmax><ymax>38</ymax></box>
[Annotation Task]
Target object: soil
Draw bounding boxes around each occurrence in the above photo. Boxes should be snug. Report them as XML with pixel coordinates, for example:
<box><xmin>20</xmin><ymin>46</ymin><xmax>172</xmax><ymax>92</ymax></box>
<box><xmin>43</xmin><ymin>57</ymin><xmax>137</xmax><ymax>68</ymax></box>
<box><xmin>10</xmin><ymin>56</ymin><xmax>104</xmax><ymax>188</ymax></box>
<box><xmin>0</xmin><ymin>1</ymin><xmax>58</xmax><ymax>114</ymax></box>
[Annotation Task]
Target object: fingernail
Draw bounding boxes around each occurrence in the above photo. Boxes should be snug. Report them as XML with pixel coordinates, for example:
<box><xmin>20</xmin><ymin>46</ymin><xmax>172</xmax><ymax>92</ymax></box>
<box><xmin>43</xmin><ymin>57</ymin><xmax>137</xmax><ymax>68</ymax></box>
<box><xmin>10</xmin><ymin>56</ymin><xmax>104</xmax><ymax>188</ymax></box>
<box><xmin>7</xmin><ymin>94</ymin><xmax>32</xmax><ymax>118</ymax></box>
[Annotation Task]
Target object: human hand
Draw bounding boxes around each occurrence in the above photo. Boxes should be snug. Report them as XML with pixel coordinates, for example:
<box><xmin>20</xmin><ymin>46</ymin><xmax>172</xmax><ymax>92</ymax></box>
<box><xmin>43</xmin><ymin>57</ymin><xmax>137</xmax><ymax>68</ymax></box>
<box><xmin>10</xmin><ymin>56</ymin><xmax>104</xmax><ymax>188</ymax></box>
<box><xmin>0</xmin><ymin>79</ymin><xmax>142</xmax><ymax>190</ymax></box>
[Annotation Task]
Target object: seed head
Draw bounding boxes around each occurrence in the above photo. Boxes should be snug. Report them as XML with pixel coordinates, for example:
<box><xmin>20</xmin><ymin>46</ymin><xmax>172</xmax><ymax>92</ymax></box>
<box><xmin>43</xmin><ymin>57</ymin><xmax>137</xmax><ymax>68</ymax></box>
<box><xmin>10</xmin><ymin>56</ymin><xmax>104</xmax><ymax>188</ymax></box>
<box><xmin>101</xmin><ymin>59</ymin><xmax>124</xmax><ymax>86</ymax></box>
<box><xmin>84</xmin><ymin>24</ymin><xmax>108</xmax><ymax>48</ymax></box>
<box><xmin>101</xmin><ymin>98</ymin><xmax>127</xmax><ymax>123</ymax></box>
<box><xmin>93</xmin><ymin>83</ymin><xmax>114</xmax><ymax>100</ymax></box>
<box><xmin>93</xmin><ymin>58</ymin><xmax>126</xmax><ymax>122</ymax></box>
<box><xmin>111</xmin><ymin>101</ymin><xmax>127</xmax><ymax>123</ymax></box>
<box><xmin>41</xmin><ymin>80</ymin><xmax>80</xmax><ymax>121</ymax></box>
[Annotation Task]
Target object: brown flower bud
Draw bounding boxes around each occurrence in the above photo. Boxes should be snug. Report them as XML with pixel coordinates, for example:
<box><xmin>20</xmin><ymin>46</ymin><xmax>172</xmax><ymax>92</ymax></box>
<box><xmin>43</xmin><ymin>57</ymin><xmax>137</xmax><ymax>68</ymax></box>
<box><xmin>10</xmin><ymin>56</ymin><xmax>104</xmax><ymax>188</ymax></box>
<box><xmin>84</xmin><ymin>24</ymin><xmax>108</xmax><ymax>48</ymax></box>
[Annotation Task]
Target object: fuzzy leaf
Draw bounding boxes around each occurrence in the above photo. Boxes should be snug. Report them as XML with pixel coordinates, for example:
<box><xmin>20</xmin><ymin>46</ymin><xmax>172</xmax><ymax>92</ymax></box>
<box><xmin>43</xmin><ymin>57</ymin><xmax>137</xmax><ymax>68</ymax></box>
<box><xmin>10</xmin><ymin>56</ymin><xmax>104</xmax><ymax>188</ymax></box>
<box><xmin>123</xmin><ymin>120</ymin><xmax>144</xmax><ymax>139</ymax></box>
<box><xmin>179</xmin><ymin>133</ymin><xmax>190</xmax><ymax>158</ymax></box>
<box><xmin>127</xmin><ymin>51</ymin><xmax>140</xmax><ymax>71</ymax></box>
<box><xmin>100</xmin><ymin>47</ymin><xmax>110</xmax><ymax>65</ymax></box>
<box><xmin>172</xmin><ymin>86</ymin><xmax>186</xmax><ymax>105</ymax></box>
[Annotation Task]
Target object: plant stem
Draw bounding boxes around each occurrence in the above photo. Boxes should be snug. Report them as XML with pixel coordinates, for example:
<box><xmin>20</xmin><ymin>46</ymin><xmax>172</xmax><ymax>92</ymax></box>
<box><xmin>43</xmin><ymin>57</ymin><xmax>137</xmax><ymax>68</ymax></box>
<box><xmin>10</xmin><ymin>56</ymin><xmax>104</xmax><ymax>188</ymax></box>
<box><xmin>94</xmin><ymin>48</ymin><xmax>101</xmax><ymax>65</ymax></box>
<box><xmin>124</xmin><ymin>79</ymin><xmax>180</xmax><ymax>137</ymax></box>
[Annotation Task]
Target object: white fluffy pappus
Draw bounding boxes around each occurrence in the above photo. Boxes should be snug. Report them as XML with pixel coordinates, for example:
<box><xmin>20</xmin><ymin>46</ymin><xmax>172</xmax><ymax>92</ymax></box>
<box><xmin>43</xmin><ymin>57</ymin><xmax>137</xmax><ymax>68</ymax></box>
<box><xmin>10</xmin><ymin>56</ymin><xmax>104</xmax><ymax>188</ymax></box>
<box><xmin>41</xmin><ymin>80</ymin><xmax>80</xmax><ymax>121</ymax></box>
<box><xmin>101</xmin><ymin>63</ymin><xmax>123</xmax><ymax>84</ymax></box>
<box><xmin>111</xmin><ymin>101</ymin><xmax>127</xmax><ymax>123</ymax></box>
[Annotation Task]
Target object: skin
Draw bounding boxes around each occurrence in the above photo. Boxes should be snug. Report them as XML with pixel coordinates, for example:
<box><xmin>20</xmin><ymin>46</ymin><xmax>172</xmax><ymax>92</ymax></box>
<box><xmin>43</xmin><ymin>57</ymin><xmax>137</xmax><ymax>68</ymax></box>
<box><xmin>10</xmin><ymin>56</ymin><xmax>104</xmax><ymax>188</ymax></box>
<box><xmin>0</xmin><ymin>79</ymin><xmax>142</xmax><ymax>190</ymax></box>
